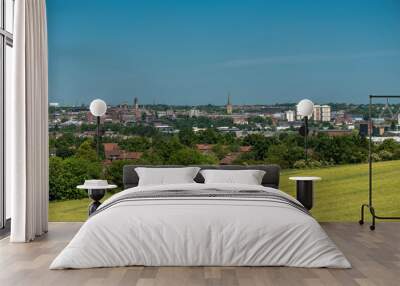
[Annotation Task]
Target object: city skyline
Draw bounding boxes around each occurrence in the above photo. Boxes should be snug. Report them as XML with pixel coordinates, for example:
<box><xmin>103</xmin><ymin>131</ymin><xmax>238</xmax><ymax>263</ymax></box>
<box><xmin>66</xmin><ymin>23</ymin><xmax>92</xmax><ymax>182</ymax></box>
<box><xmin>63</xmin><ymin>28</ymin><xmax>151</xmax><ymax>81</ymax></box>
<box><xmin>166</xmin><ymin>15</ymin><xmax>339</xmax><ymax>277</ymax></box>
<box><xmin>47</xmin><ymin>0</ymin><xmax>400</xmax><ymax>105</ymax></box>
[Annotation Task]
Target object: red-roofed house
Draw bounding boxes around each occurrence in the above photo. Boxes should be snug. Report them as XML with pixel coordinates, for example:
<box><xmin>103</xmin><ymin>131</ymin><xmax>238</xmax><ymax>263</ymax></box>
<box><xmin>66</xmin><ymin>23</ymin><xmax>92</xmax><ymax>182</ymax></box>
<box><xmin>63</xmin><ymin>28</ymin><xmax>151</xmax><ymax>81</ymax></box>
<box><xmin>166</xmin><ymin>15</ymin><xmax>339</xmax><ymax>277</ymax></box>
<box><xmin>239</xmin><ymin>146</ymin><xmax>252</xmax><ymax>153</ymax></box>
<box><xmin>219</xmin><ymin>146</ymin><xmax>252</xmax><ymax>165</ymax></box>
<box><xmin>220</xmin><ymin>153</ymin><xmax>239</xmax><ymax>165</ymax></box>
<box><xmin>196</xmin><ymin>144</ymin><xmax>214</xmax><ymax>154</ymax></box>
<box><xmin>103</xmin><ymin>143</ymin><xmax>143</xmax><ymax>161</ymax></box>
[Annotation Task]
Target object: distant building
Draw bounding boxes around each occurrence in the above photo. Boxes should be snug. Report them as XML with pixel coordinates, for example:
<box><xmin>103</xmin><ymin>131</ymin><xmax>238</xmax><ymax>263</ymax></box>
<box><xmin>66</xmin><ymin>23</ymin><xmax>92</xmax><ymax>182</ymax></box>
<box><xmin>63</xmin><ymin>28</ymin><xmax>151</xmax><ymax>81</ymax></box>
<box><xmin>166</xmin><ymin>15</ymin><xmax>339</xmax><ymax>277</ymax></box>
<box><xmin>285</xmin><ymin>110</ymin><xmax>295</xmax><ymax>122</ymax></box>
<box><xmin>120</xmin><ymin>114</ymin><xmax>136</xmax><ymax>124</ymax></box>
<box><xmin>313</xmin><ymin>105</ymin><xmax>331</xmax><ymax>122</ymax></box>
<box><xmin>60</xmin><ymin>119</ymin><xmax>82</xmax><ymax>126</ymax></box>
<box><xmin>133</xmin><ymin>98</ymin><xmax>142</xmax><ymax>122</ymax></box>
<box><xmin>348</xmin><ymin>114</ymin><xmax>364</xmax><ymax>122</ymax></box>
<box><xmin>333</xmin><ymin>110</ymin><xmax>350</xmax><ymax>126</ymax></box>
<box><xmin>189</xmin><ymin>108</ymin><xmax>200</xmax><ymax>118</ymax></box>
<box><xmin>272</xmin><ymin>113</ymin><xmax>284</xmax><ymax>120</ymax></box>
<box><xmin>166</xmin><ymin>109</ymin><xmax>175</xmax><ymax>118</ymax></box>
<box><xmin>318</xmin><ymin>130</ymin><xmax>353</xmax><ymax>137</ymax></box>
<box><xmin>217</xmin><ymin>126</ymin><xmax>240</xmax><ymax>133</ymax></box>
<box><xmin>220</xmin><ymin>146</ymin><xmax>252</xmax><ymax>165</ymax></box>
<box><xmin>232</xmin><ymin>115</ymin><xmax>248</xmax><ymax>125</ymax></box>
<box><xmin>103</xmin><ymin>143</ymin><xmax>143</xmax><ymax>161</ymax></box>
<box><xmin>154</xmin><ymin>123</ymin><xmax>176</xmax><ymax>133</ymax></box>
<box><xmin>358</xmin><ymin>122</ymin><xmax>371</xmax><ymax>137</ymax></box>
<box><xmin>157</xmin><ymin>111</ymin><xmax>167</xmax><ymax>118</ymax></box>
<box><xmin>192</xmin><ymin>127</ymin><xmax>206</xmax><ymax>133</ymax></box>
<box><xmin>372</xmin><ymin>136</ymin><xmax>400</xmax><ymax>143</ymax></box>
<box><xmin>372</xmin><ymin>126</ymin><xmax>385</xmax><ymax>137</ymax></box>
<box><xmin>120</xmin><ymin>103</ymin><xmax>129</xmax><ymax>110</ymax></box>
<box><xmin>321</xmin><ymin>105</ymin><xmax>331</xmax><ymax>122</ymax></box>
<box><xmin>226</xmin><ymin>94</ymin><xmax>233</xmax><ymax>115</ymax></box>
<box><xmin>313</xmin><ymin>105</ymin><xmax>322</xmax><ymax>121</ymax></box>
<box><xmin>156</xmin><ymin>110</ymin><xmax>175</xmax><ymax>119</ymax></box>
<box><xmin>196</xmin><ymin>144</ymin><xmax>214</xmax><ymax>155</ymax></box>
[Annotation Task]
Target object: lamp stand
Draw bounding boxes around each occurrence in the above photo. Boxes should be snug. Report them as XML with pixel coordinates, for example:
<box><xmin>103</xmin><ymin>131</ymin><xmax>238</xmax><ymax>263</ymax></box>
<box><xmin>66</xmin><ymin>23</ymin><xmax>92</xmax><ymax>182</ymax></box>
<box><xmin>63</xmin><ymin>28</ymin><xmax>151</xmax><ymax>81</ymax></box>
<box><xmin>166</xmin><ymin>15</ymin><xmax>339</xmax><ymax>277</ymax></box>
<box><xmin>96</xmin><ymin>116</ymin><xmax>100</xmax><ymax>158</ymax></box>
<box><xmin>304</xmin><ymin>116</ymin><xmax>308</xmax><ymax>163</ymax></box>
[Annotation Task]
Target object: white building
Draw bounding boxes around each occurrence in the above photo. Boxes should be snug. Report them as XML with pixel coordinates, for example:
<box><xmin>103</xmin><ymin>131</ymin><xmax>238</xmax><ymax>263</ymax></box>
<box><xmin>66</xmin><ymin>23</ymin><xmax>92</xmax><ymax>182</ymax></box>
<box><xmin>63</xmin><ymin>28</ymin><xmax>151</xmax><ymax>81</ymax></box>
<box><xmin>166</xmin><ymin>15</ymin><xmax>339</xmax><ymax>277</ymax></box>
<box><xmin>192</xmin><ymin>127</ymin><xmax>206</xmax><ymax>133</ymax></box>
<box><xmin>272</xmin><ymin>112</ymin><xmax>284</xmax><ymax>120</ymax></box>
<box><xmin>157</xmin><ymin>111</ymin><xmax>167</xmax><ymax>118</ymax></box>
<box><xmin>313</xmin><ymin>105</ymin><xmax>331</xmax><ymax>122</ymax></box>
<box><xmin>189</xmin><ymin>108</ymin><xmax>200</xmax><ymax>118</ymax></box>
<box><xmin>232</xmin><ymin>115</ymin><xmax>248</xmax><ymax>125</ymax></box>
<box><xmin>285</xmin><ymin>110</ymin><xmax>295</xmax><ymax>122</ymax></box>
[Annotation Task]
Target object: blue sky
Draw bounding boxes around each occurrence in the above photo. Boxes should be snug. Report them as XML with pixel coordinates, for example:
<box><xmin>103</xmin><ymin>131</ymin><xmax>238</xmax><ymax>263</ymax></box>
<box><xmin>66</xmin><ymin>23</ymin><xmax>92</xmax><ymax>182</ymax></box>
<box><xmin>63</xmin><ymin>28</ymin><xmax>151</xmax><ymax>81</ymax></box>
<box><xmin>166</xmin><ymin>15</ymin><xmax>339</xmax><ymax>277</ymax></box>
<box><xmin>47</xmin><ymin>0</ymin><xmax>400</xmax><ymax>105</ymax></box>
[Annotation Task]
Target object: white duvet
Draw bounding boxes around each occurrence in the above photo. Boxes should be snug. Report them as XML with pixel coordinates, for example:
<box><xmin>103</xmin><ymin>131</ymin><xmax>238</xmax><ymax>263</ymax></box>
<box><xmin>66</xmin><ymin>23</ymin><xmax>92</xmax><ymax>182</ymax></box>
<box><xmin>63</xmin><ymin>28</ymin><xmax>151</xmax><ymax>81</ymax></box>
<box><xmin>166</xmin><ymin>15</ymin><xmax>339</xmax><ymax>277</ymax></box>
<box><xmin>50</xmin><ymin>183</ymin><xmax>351</xmax><ymax>269</ymax></box>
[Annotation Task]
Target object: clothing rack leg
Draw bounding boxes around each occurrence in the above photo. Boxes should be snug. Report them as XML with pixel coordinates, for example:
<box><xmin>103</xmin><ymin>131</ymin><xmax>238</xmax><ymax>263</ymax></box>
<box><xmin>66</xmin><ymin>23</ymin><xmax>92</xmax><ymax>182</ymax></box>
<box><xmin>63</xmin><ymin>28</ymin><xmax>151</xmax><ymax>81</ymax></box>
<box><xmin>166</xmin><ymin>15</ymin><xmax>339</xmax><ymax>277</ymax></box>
<box><xmin>359</xmin><ymin>204</ymin><xmax>367</xmax><ymax>225</ymax></box>
<box><xmin>370</xmin><ymin>206</ymin><xmax>376</xmax><ymax>231</ymax></box>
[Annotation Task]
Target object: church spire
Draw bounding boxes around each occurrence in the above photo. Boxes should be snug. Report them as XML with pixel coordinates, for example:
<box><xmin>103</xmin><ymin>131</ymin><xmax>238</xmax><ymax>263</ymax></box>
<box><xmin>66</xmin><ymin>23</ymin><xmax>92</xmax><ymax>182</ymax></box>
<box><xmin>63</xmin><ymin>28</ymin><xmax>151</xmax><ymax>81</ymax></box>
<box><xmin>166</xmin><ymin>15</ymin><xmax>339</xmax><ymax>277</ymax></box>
<box><xmin>226</xmin><ymin>92</ymin><xmax>233</xmax><ymax>115</ymax></box>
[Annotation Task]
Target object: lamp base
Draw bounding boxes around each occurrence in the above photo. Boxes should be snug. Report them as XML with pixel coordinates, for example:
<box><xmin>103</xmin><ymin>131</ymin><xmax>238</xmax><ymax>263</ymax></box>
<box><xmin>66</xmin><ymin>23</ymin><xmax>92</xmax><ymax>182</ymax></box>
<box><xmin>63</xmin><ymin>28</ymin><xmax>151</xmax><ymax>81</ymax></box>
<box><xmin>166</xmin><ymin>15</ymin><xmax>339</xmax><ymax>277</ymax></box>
<box><xmin>88</xmin><ymin>189</ymin><xmax>105</xmax><ymax>215</ymax></box>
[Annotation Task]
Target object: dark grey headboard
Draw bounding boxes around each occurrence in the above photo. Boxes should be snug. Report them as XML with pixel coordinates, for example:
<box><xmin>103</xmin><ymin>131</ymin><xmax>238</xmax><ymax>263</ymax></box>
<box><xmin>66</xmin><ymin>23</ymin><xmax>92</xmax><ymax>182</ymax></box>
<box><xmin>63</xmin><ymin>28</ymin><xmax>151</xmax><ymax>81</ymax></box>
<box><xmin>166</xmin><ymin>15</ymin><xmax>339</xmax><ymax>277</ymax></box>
<box><xmin>123</xmin><ymin>165</ymin><xmax>280</xmax><ymax>189</ymax></box>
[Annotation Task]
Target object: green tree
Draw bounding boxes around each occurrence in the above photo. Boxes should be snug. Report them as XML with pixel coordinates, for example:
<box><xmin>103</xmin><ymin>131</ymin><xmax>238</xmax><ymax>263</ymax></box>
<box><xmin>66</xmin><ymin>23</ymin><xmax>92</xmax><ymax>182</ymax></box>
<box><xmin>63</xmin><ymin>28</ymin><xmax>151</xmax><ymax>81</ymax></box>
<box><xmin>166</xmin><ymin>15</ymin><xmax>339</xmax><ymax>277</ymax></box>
<box><xmin>168</xmin><ymin>148</ymin><xmax>217</xmax><ymax>165</ymax></box>
<box><xmin>49</xmin><ymin>156</ymin><xmax>102</xmax><ymax>200</ymax></box>
<box><xmin>138</xmin><ymin>151</ymin><xmax>164</xmax><ymax>165</ymax></box>
<box><xmin>55</xmin><ymin>133</ymin><xmax>80</xmax><ymax>158</ymax></box>
<box><xmin>197</xmin><ymin>128</ymin><xmax>219</xmax><ymax>144</ymax></box>
<box><xmin>151</xmin><ymin>136</ymin><xmax>185</xmax><ymax>163</ymax></box>
<box><xmin>104</xmin><ymin>160</ymin><xmax>137</xmax><ymax>188</ymax></box>
<box><xmin>212</xmin><ymin>144</ymin><xmax>229</xmax><ymax>160</ymax></box>
<box><xmin>178</xmin><ymin>127</ymin><xmax>196</xmax><ymax>147</ymax></box>
<box><xmin>266</xmin><ymin>144</ymin><xmax>303</xmax><ymax>169</ymax></box>
<box><xmin>119</xmin><ymin>137</ymin><xmax>151</xmax><ymax>152</ymax></box>
<box><xmin>243</xmin><ymin>134</ymin><xmax>274</xmax><ymax>161</ymax></box>
<box><xmin>75</xmin><ymin>139</ymin><xmax>98</xmax><ymax>161</ymax></box>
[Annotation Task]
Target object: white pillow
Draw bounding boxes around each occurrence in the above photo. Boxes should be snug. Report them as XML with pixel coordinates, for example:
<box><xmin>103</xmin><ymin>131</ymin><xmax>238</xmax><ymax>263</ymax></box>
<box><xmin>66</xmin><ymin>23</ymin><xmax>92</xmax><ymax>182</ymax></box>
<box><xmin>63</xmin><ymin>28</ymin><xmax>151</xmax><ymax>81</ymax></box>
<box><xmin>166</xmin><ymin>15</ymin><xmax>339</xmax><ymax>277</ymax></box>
<box><xmin>200</xmin><ymin>169</ymin><xmax>266</xmax><ymax>185</ymax></box>
<box><xmin>135</xmin><ymin>167</ymin><xmax>201</xmax><ymax>186</ymax></box>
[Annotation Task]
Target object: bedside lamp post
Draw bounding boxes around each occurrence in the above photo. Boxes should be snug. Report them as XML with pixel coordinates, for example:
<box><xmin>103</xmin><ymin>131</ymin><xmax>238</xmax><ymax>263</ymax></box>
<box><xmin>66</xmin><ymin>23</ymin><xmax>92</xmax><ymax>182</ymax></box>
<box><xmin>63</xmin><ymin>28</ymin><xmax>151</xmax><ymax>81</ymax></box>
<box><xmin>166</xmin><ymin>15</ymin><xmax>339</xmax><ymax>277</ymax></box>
<box><xmin>89</xmin><ymin>99</ymin><xmax>107</xmax><ymax>158</ymax></box>
<box><xmin>297</xmin><ymin>99</ymin><xmax>314</xmax><ymax>163</ymax></box>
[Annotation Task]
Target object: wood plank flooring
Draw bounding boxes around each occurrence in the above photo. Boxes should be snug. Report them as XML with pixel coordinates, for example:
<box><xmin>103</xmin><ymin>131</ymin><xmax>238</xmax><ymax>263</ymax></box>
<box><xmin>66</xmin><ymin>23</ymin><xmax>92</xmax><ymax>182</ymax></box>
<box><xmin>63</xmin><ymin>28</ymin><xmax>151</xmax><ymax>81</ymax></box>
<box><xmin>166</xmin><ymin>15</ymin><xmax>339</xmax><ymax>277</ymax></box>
<box><xmin>0</xmin><ymin>222</ymin><xmax>399</xmax><ymax>286</ymax></box>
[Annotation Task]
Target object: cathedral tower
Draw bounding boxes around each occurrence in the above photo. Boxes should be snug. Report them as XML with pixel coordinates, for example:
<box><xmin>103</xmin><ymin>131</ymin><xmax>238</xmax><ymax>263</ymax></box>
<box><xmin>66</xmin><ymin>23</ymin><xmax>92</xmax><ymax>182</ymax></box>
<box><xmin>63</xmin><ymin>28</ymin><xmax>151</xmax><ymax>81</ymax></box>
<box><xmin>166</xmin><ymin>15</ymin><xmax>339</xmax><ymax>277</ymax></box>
<box><xmin>226</xmin><ymin>93</ymin><xmax>233</xmax><ymax>115</ymax></box>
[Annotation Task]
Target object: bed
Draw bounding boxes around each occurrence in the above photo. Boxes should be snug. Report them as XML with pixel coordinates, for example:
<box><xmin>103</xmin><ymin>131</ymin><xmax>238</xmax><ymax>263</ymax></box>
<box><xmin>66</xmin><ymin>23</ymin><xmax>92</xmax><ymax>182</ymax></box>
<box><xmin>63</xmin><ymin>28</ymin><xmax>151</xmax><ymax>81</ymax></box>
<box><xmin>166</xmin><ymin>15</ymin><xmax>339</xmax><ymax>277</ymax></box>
<box><xmin>50</xmin><ymin>165</ymin><xmax>350</xmax><ymax>269</ymax></box>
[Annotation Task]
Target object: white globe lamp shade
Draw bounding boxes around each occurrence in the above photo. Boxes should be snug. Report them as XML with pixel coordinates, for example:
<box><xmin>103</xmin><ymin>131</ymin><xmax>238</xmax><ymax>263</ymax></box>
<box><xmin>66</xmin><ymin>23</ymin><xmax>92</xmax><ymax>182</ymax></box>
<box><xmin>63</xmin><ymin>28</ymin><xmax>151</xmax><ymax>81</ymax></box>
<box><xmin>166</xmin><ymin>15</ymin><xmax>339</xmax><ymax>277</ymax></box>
<box><xmin>297</xmin><ymin>99</ymin><xmax>314</xmax><ymax>117</ymax></box>
<box><xmin>90</xmin><ymin>99</ymin><xmax>107</xmax><ymax>117</ymax></box>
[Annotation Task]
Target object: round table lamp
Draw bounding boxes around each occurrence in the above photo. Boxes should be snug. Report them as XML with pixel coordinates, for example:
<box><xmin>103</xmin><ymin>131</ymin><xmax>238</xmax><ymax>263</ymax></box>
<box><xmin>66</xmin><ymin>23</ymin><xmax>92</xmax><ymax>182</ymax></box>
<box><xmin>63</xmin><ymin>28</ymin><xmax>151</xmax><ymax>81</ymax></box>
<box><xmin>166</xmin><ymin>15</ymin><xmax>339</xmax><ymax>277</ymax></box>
<box><xmin>90</xmin><ymin>99</ymin><xmax>107</xmax><ymax>117</ymax></box>
<box><xmin>297</xmin><ymin>99</ymin><xmax>314</xmax><ymax>117</ymax></box>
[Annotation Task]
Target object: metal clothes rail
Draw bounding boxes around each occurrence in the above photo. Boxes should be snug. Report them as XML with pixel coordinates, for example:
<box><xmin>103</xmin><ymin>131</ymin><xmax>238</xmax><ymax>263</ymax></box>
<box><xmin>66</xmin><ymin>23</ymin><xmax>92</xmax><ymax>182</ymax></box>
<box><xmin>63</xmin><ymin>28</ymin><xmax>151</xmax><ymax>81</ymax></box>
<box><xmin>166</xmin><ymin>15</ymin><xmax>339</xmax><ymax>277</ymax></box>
<box><xmin>359</xmin><ymin>95</ymin><xmax>400</xmax><ymax>230</ymax></box>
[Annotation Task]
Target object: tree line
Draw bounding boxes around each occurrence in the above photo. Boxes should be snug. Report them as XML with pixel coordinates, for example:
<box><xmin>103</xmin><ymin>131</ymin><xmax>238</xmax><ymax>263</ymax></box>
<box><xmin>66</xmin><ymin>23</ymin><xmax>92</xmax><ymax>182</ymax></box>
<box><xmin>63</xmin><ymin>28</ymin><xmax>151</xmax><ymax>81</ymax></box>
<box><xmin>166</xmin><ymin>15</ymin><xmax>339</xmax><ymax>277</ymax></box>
<box><xmin>49</xmin><ymin>128</ymin><xmax>400</xmax><ymax>200</ymax></box>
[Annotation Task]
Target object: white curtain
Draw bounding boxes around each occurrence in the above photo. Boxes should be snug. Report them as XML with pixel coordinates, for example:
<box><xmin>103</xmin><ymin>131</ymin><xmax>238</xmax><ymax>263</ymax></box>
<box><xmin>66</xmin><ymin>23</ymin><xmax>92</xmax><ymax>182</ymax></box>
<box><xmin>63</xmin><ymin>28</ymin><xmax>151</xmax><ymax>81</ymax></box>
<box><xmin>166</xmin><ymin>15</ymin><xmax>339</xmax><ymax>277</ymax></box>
<box><xmin>7</xmin><ymin>0</ymin><xmax>49</xmax><ymax>242</ymax></box>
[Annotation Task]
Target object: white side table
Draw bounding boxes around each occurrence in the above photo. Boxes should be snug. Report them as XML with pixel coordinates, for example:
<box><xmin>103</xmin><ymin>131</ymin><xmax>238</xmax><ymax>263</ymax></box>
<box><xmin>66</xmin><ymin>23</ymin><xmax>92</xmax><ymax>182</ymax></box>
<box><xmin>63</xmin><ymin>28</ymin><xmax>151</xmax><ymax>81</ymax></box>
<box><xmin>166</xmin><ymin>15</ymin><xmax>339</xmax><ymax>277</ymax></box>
<box><xmin>77</xmin><ymin>180</ymin><xmax>117</xmax><ymax>215</ymax></box>
<box><xmin>289</xmin><ymin>177</ymin><xmax>321</xmax><ymax>210</ymax></box>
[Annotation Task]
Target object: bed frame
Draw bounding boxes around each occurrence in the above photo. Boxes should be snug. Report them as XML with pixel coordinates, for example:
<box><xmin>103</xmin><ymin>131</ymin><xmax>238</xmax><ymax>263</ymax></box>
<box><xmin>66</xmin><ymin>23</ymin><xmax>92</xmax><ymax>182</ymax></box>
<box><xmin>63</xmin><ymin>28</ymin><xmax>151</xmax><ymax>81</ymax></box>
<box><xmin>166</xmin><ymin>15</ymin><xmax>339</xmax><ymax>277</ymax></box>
<box><xmin>123</xmin><ymin>165</ymin><xmax>281</xmax><ymax>189</ymax></box>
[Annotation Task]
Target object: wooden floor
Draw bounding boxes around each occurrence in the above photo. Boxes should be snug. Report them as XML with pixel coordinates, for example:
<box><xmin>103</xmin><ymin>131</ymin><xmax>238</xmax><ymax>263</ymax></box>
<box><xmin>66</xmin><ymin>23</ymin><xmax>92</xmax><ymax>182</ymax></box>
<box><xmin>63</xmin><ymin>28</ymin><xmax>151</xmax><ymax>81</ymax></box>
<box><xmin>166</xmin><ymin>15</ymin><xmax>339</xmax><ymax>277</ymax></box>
<box><xmin>0</xmin><ymin>222</ymin><xmax>399</xmax><ymax>286</ymax></box>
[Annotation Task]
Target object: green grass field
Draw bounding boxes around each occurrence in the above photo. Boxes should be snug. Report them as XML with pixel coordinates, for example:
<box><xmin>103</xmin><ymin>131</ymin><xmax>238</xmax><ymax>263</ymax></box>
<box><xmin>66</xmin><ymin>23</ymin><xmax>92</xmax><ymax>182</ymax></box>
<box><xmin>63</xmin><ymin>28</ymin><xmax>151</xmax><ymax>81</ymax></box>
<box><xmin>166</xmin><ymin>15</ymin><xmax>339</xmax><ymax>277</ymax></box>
<box><xmin>49</xmin><ymin>160</ymin><xmax>400</xmax><ymax>222</ymax></box>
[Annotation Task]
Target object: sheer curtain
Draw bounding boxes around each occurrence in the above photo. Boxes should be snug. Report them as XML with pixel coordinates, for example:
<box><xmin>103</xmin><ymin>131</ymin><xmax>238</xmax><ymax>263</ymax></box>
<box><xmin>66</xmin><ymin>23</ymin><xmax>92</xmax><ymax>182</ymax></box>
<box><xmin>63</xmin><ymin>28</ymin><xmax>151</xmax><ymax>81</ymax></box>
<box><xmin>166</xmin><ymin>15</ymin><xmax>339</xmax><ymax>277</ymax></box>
<box><xmin>7</xmin><ymin>0</ymin><xmax>48</xmax><ymax>242</ymax></box>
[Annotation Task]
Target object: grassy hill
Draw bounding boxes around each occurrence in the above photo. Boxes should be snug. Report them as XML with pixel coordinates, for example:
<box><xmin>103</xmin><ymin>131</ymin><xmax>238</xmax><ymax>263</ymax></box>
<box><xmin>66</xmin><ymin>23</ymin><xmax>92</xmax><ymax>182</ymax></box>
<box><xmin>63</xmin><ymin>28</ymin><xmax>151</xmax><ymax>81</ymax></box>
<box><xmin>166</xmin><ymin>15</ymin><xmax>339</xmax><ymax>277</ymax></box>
<box><xmin>49</xmin><ymin>160</ymin><xmax>400</xmax><ymax>222</ymax></box>
<box><xmin>281</xmin><ymin>160</ymin><xmax>400</xmax><ymax>221</ymax></box>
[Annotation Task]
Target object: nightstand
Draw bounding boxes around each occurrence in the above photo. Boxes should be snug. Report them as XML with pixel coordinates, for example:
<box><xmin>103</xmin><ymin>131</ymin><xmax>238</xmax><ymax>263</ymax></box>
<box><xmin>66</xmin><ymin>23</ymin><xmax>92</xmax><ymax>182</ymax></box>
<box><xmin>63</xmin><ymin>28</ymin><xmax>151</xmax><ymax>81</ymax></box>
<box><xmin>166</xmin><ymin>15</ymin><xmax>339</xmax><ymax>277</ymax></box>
<box><xmin>289</xmin><ymin>177</ymin><xmax>321</xmax><ymax>210</ymax></box>
<box><xmin>77</xmin><ymin>180</ymin><xmax>117</xmax><ymax>215</ymax></box>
